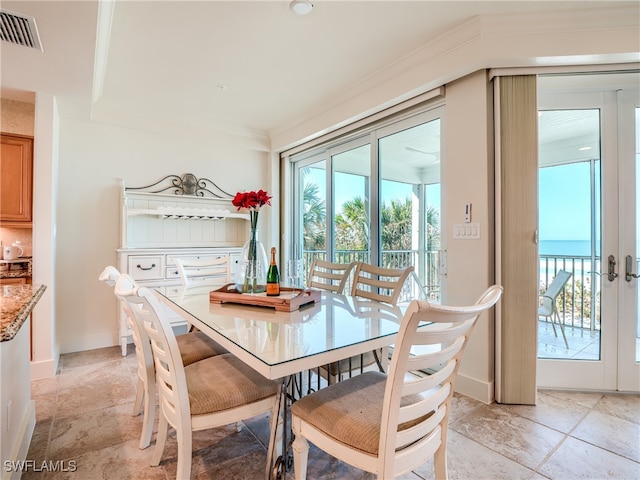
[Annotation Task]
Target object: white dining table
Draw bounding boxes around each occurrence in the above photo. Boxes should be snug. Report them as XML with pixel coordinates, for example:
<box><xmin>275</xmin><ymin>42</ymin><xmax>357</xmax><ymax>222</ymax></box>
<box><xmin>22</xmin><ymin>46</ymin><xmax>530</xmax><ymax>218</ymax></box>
<box><xmin>154</xmin><ymin>285</ymin><xmax>408</xmax><ymax>479</ymax></box>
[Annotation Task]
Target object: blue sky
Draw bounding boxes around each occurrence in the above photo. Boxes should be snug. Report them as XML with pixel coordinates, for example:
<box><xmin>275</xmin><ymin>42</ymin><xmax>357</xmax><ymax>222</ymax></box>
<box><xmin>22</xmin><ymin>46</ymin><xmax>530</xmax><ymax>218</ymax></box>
<box><xmin>308</xmin><ymin>162</ymin><xmax>594</xmax><ymax>243</ymax></box>
<box><xmin>539</xmin><ymin>162</ymin><xmax>595</xmax><ymax>242</ymax></box>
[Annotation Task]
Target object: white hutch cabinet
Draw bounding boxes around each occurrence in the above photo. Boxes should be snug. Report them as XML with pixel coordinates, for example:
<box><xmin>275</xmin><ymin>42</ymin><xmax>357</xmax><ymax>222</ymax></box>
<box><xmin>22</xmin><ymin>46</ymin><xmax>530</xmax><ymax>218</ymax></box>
<box><xmin>116</xmin><ymin>174</ymin><xmax>248</xmax><ymax>355</ymax></box>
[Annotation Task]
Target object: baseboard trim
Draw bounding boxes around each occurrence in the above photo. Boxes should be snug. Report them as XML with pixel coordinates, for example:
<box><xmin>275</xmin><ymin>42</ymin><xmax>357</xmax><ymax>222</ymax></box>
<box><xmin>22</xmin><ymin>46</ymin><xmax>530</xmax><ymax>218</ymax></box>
<box><xmin>30</xmin><ymin>357</ymin><xmax>58</xmax><ymax>380</ymax></box>
<box><xmin>455</xmin><ymin>374</ymin><xmax>494</xmax><ymax>404</ymax></box>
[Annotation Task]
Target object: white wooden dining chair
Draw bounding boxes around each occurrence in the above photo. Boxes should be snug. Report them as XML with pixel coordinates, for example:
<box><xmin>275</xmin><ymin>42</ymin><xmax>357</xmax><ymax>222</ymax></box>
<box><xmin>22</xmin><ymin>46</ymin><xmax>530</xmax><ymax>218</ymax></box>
<box><xmin>173</xmin><ymin>255</ymin><xmax>231</xmax><ymax>287</ymax></box>
<box><xmin>306</xmin><ymin>259</ymin><xmax>378</xmax><ymax>383</ymax></box>
<box><xmin>307</xmin><ymin>258</ymin><xmax>356</xmax><ymax>293</ymax></box>
<box><xmin>291</xmin><ymin>285</ymin><xmax>503</xmax><ymax>480</ymax></box>
<box><xmin>114</xmin><ymin>274</ymin><xmax>281</xmax><ymax>480</ymax></box>
<box><xmin>350</xmin><ymin>262</ymin><xmax>415</xmax><ymax>306</ymax></box>
<box><xmin>317</xmin><ymin>263</ymin><xmax>415</xmax><ymax>383</ymax></box>
<box><xmin>99</xmin><ymin>266</ymin><xmax>228</xmax><ymax>450</ymax></box>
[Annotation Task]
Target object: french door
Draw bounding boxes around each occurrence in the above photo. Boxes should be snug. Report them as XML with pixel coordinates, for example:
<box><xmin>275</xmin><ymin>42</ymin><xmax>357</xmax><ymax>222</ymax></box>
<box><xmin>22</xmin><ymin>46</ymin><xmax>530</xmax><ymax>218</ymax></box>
<box><xmin>537</xmin><ymin>73</ymin><xmax>639</xmax><ymax>392</ymax></box>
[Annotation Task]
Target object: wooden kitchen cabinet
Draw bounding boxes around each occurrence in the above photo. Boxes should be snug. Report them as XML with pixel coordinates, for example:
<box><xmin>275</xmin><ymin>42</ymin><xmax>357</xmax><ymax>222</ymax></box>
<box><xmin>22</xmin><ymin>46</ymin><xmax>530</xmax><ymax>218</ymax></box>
<box><xmin>0</xmin><ymin>133</ymin><xmax>33</xmax><ymax>225</ymax></box>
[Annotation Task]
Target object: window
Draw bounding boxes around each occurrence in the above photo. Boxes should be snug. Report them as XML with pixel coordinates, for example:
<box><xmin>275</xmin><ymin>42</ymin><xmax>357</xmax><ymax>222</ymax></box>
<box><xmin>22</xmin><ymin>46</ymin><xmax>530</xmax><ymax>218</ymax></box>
<box><xmin>288</xmin><ymin>106</ymin><xmax>443</xmax><ymax>301</ymax></box>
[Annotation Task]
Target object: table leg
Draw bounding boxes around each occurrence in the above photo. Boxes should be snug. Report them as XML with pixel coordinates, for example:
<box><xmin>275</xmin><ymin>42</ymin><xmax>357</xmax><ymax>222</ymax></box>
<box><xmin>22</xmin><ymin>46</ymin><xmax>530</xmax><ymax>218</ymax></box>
<box><xmin>266</xmin><ymin>377</ymin><xmax>287</xmax><ymax>480</ymax></box>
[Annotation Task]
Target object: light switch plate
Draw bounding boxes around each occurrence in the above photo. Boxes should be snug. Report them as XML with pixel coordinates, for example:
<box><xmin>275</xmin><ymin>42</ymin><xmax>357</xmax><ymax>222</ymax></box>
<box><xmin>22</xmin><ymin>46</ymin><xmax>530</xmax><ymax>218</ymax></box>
<box><xmin>453</xmin><ymin>223</ymin><xmax>480</xmax><ymax>239</ymax></box>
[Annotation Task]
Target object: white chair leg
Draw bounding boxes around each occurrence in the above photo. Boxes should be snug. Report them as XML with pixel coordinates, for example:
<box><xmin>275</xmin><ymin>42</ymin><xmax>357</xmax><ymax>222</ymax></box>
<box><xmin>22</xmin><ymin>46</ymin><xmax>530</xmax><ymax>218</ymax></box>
<box><xmin>139</xmin><ymin>382</ymin><xmax>155</xmax><ymax>449</ymax></box>
<box><xmin>433</xmin><ymin>443</ymin><xmax>448</xmax><ymax>480</ymax></box>
<box><xmin>151</xmin><ymin>413</ymin><xmax>168</xmax><ymax>467</ymax></box>
<box><xmin>133</xmin><ymin>378</ymin><xmax>144</xmax><ymax>416</ymax></box>
<box><xmin>292</xmin><ymin>421</ymin><xmax>309</xmax><ymax>480</ymax></box>
<box><xmin>175</xmin><ymin>424</ymin><xmax>192</xmax><ymax>480</ymax></box>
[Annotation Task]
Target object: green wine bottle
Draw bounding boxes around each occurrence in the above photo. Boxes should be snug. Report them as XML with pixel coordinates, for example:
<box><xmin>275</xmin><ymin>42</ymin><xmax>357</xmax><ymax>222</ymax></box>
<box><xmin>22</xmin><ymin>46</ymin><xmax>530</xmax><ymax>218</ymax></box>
<box><xmin>266</xmin><ymin>247</ymin><xmax>280</xmax><ymax>296</ymax></box>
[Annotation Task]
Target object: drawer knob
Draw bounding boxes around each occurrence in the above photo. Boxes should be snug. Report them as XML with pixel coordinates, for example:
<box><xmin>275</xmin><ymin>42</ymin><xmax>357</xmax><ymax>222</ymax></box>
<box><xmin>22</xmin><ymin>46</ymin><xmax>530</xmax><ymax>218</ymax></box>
<box><xmin>136</xmin><ymin>263</ymin><xmax>156</xmax><ymax>271</ymax></box>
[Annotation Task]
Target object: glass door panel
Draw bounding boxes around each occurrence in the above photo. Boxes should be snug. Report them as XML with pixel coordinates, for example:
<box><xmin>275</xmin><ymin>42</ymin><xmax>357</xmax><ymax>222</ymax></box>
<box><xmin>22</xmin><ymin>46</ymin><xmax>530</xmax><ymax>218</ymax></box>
<box><xmin>298</xmin><ymin>158</ymin><xmax>327</xmax><ymax>283</ymax></box>
<box><xmin>537</xmin><ymin>109</ymin><xmax>601</xmax><ymax>361</ymax></box>
<box><xmin>331</xmin><ymin>143</ymin><xmax>371</xmax><ymax>265</ymax></box>
<box><xmin>378</xmin><ymin>118</ymin><xmax>441</xmax><ymax>302</ymax></box>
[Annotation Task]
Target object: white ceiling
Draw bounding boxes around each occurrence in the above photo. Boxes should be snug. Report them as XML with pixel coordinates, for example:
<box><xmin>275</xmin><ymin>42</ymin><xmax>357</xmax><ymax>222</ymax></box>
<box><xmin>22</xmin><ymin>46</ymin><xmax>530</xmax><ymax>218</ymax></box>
<box><xmin>0</xmin><ymin>1</ymin><xmax>636</xmax><ymax>139</ymax></box>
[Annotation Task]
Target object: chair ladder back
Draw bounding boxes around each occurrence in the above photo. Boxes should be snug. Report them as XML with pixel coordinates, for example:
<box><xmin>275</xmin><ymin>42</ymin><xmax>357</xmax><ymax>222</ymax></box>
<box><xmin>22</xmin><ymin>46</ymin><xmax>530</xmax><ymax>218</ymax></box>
<box><xmin>404</xmin><ymin>349</ymin><xmax>461</xmax><ymax>395</ymax></box>
<box><xmin>126</xmin><ymin>303</ymin><xmax>155</xmax><ymax>381</ymax></box>
<box><xmin>351</xmin><ymin>263</ymin><xmax>414</xmax><ymax>305</ymax></box>
<box><xmin>395</xmin><ymin>386</ymin><xmax>450</xmax><ymax>449</ymax></box>
<box><xmin>174</xmin><ymin>256</ymin><xmax>231</xmax><ymax>286</ymax></box>
<box><xmin>307</xmin><ymin>259</ymin><xmax>356</xmax><ymax>294</ymax></box>
<box><xmin>115</xmin><ymin>276</ymin><xmax>192</xmax><ymax>430</ymax></box>
<box><xmin>378</xmin><ymin>285</ymin><xmax>503</xmax><ymax>479</ymax></box>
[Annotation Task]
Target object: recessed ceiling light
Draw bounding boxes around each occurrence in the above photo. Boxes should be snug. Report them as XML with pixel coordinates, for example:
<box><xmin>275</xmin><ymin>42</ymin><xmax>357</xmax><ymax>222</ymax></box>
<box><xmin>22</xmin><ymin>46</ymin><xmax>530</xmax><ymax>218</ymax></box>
<box><xmin>290</xmin><ymin>0</ymin><xmax>313</xmax><ymax>15</ymax></box>
<box><xmin>217</xmin><ymin>84</ymin><xmax>229</xmax><ymax>92</ymax></box>
<box><xmin>578</xmin><ymin>146</ymin><xmax>592</xmax><ymax>151</ymax></box>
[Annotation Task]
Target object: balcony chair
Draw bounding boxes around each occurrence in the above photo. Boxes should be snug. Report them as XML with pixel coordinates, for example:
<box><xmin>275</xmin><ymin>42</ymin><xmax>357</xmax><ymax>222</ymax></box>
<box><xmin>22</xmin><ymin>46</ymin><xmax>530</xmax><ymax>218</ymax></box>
<box><xmin>173</xmin><ymin>255</ymin><xmax>231</xmax><ymax>287</ymax></box>
<box><xmin>307</xmin><ymin>258</ymin><xmax>356</xmax><ymax>293</ymax></box>
<box><xmin>114</xmin><ymin>274</ymin><xmax>281</xmax><ymax>480</ymax></box>
<box><xmin>99</xmin><ymin>266</ymin><xmax>228</xmax><ymax>449</ymax></box>
<box><xmin>291</xmin><ymin>285</ymin><xmax>503</xmax><ymax>480</ymax></box>
<box><xmin>539</xmin><ymin>270</ymin><xmax>572</xmax><ymax>349</ymax></box>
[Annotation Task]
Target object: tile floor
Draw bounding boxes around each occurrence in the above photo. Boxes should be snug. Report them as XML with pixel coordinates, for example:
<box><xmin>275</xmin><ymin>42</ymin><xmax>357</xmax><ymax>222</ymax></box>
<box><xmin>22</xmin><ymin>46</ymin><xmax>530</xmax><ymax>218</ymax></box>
<box><xmin>23</xmin><ymin>345</ymin><xmax>640</xmax><ymax>479</ymax></box>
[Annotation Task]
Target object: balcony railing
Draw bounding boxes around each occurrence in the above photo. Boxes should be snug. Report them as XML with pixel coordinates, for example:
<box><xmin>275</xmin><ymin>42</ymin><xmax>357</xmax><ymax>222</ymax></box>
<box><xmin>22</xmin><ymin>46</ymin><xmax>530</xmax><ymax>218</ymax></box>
<box><xmin>301</xmin><ymin>249</ymin><xmax>441</xmax><ymax>302</ymax></box>
<box><xmin>301</xmin><ymin>250</ymin><xmax>609</xmax><ymax>333</ymax></box>
<box><xmin>539</xmin><ymin>254</ymin><xmax>602</xmax><ymax>332</ymax></box>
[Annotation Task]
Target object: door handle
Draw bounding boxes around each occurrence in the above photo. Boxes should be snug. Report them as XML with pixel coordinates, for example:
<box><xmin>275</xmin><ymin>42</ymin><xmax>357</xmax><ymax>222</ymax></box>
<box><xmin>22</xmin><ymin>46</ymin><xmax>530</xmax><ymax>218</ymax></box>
<box><xmin>625</xmin><ymin>255</ymin><xmax>640</xmax><ymax>282</ymax></box>
<box><xmin>607</xmin><ymin>255</ymin><xmax>619</xmax><ymax>281</ymax></box>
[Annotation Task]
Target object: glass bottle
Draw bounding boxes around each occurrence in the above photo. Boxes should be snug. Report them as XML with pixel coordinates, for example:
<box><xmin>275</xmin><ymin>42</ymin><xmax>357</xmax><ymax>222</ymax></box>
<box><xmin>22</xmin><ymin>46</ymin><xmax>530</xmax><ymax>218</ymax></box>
<box><xmin>266</xmin><ymin>247</ymin><xmax>280</xmax><ymax>296</ymax></box>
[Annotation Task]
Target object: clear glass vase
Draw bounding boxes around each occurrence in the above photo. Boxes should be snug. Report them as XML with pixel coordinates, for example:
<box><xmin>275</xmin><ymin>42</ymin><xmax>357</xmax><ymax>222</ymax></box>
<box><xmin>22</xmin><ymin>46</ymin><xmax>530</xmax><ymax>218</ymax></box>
<box><xmin>236</xmin><ymin>227</ymin><xmax>268</xmax><ymax>293</ymax></box>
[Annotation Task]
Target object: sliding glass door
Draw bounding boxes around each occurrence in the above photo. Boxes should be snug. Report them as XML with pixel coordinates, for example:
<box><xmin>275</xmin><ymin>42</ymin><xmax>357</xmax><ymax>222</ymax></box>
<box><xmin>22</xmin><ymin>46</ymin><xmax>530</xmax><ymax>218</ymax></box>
<box><xmin>291</xmin><ymin>106</ymin><xmax>444</xmax><ymax>300</ymax></box>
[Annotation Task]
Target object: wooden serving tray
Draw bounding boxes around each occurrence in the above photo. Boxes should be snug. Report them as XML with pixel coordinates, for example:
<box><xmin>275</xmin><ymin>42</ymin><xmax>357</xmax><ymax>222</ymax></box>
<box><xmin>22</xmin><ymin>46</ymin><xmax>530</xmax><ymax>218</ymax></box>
<box><xmin>209</xmin><ymin>283</ymin><xmax>321</xmax><ymax>312</ymax></box>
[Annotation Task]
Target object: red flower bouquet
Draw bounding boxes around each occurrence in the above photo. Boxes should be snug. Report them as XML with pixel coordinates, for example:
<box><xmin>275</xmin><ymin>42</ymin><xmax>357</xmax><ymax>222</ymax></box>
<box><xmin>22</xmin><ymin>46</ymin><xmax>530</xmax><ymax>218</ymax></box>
<box><xmin>232</xmin><ymin>189</ymin><xmax>271</xmax><ymax>211</ymax></box>
<box><xmin>232</xmin><ymin>190</ymin><xmax>271</xmax><ymax>293</ymax></box>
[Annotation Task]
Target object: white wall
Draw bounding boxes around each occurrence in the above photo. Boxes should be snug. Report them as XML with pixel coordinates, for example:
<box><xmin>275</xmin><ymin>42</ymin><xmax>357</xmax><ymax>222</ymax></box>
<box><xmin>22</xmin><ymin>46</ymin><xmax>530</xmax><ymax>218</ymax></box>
<box><xmin>442</xmin><ymin>71</ymin><xmax>496</xmax><ymax>401</ymax></box>
<box><xmin>55</xmin><ymin>118</ymin><xmax>270</xmax><ymax>353</ymax></box>
<box><xmin>32</xmin><ymin>93</ymin><xmax>60</xmax><ymax>379</ymax></box>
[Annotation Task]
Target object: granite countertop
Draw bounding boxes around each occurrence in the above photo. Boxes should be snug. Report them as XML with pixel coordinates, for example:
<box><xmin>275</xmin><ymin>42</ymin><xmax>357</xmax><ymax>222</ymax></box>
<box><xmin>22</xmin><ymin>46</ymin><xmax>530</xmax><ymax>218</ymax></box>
<box><xmin>0</xmin><ymin>283</ymin><xmax>46</xmax><ymax>342</ymax></box>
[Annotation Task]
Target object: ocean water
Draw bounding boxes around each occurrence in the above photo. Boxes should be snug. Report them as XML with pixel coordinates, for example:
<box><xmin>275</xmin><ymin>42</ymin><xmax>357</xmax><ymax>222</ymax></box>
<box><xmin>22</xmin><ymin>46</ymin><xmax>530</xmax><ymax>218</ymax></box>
<box><xmin>539</xmin><ymin>240</ymin><xmax>597</xmax><ymax>257</ymax></box>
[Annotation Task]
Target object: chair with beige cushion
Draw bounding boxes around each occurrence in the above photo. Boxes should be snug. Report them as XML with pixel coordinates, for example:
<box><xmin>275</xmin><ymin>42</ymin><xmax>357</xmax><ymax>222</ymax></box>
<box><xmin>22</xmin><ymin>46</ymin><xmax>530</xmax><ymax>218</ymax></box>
<box><xmin>114</xmin><ymin>274</ymin><xmax>281</xmax><ymax>480</ymax></box>
<box><xmin>99</xmin><ymin>266</ymin><xmax>228</xmax><ymax>449</ymax></box>
<box><xmin>291</xmin><ymin>285</ymin><xmax>503</xmax><ymax>480</ymax></box>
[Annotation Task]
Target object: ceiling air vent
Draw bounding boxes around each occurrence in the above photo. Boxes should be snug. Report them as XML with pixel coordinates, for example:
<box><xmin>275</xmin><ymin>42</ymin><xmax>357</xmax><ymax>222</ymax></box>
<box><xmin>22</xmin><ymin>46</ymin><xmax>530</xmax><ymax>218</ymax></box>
<box><xmin>0</xmin><ymin>9</ymin><xmax>42</xmax><ymax>51</ymax></box>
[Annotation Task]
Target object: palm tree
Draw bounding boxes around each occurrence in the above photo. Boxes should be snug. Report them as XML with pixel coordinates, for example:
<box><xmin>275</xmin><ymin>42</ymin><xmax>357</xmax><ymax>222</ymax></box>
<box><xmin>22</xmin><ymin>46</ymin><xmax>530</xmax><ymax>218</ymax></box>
<box><xmin>425</xmin><ymin>205</ymin><xmax>440</xmax><ymax>251</ymax></box>
<box><xmin>335</xmin><ymin>197</ymin><xmax>369</xmax><ymax>251</ymax></box>
<box><xmin>381</xmin><ymin>199</ymin><xmax>413</xmax><ymax>250</ymax></box>
<box><xmin>301</xmin><ymin>172</ymin><xmax>326</xmax><ymax>250</ymax></box>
